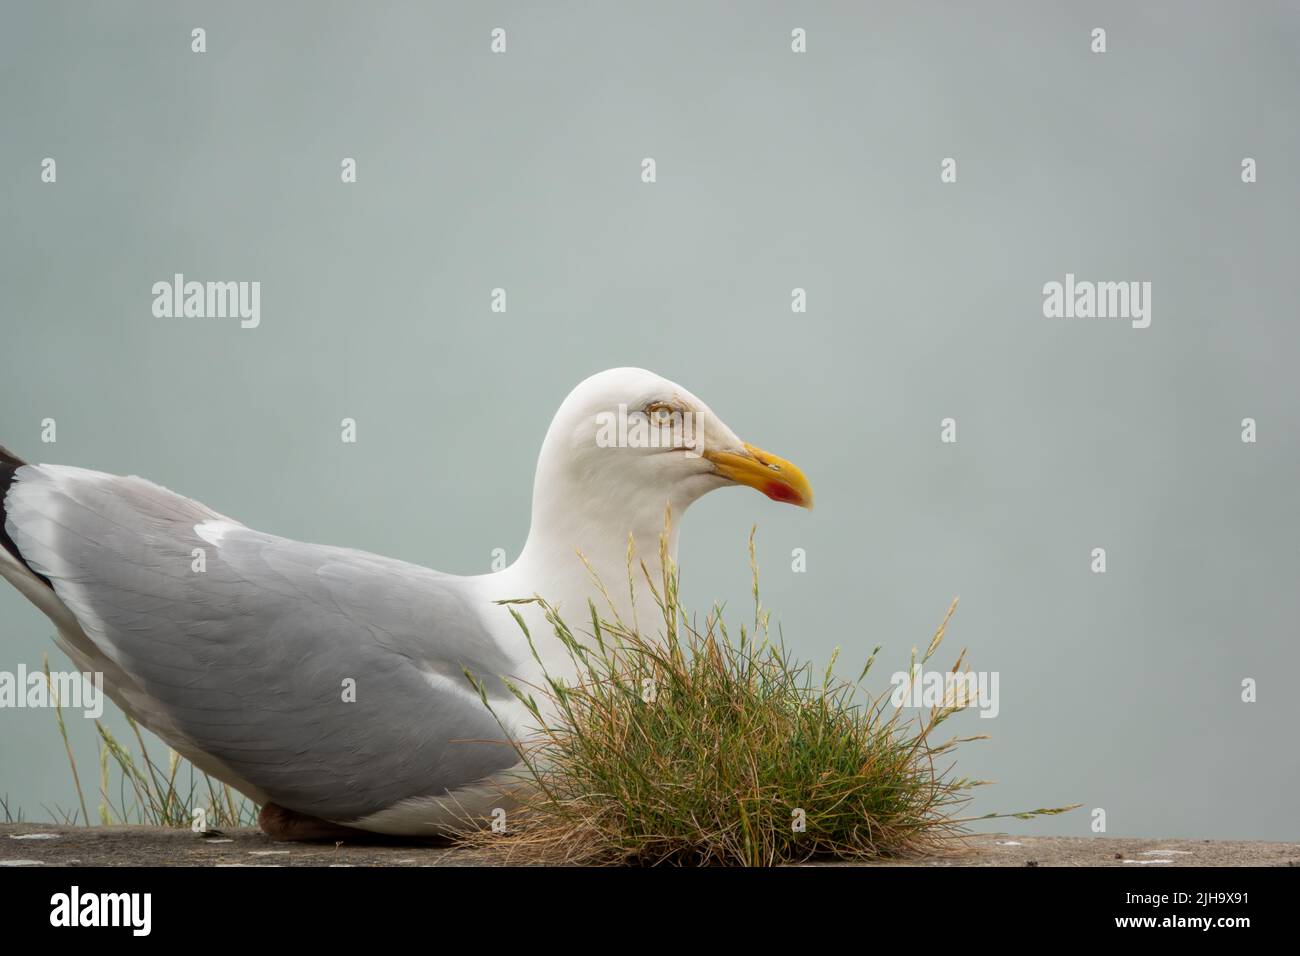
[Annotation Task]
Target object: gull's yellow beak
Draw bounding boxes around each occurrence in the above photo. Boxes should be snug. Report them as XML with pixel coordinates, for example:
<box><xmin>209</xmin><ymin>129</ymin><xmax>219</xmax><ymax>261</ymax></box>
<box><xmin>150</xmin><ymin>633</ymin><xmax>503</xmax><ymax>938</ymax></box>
<box><xmin>704</xmin><ymin>442</ymin><xmax>814</xmax><ymax>509</ymax></box>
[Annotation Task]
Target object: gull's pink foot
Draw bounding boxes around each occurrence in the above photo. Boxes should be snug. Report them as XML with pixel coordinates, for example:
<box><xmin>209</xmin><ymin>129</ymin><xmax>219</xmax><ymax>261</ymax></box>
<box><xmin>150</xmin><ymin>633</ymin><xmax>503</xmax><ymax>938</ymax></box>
<box><xmin>258</xmin><ymin>803</ymin><xmax>374</xmax><ymax>842</ymax></box>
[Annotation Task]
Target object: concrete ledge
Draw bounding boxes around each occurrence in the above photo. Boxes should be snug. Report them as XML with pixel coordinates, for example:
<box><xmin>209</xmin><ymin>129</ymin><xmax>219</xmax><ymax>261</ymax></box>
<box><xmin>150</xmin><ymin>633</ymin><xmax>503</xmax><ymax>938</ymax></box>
<box><xmin>2</xmin><ymin>823</ymin><xmax>1295</xmax><ymax>867</ymax></box>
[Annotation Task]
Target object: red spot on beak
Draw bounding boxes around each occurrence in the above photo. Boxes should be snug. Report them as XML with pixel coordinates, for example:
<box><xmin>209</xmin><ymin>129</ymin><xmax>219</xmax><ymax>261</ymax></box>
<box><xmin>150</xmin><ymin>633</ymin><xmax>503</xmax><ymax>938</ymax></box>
<box><xmin>764</xmin><ymin>481</ymin><xmax>802</xmax><ymax>505</ymax></box>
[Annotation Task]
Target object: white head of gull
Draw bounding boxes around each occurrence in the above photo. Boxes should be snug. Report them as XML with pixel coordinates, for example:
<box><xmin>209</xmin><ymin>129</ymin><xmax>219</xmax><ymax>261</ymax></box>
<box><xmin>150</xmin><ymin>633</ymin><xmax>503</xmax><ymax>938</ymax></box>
<box><xmin>491</xmin><ymin>367</ymin><xmax>812</xmax><ymax>672</ymax></box>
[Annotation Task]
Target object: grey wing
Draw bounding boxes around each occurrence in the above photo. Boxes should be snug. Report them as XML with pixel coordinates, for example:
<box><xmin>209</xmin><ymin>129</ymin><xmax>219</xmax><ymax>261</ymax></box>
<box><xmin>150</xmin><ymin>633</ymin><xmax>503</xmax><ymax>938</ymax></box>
<box><xmin>4</xmin><ymin>464</ymin><xmax>521</xmax><ymax>822</ymax></box>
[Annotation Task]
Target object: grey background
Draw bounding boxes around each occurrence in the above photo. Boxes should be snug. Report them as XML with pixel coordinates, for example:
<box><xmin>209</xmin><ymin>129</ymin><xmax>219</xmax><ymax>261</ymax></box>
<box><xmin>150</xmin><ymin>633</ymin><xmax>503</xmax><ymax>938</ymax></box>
<box><xmin>1</xmin><ymin>1</ymin><xmax>1297</xmax><ymax>839</ymax></box>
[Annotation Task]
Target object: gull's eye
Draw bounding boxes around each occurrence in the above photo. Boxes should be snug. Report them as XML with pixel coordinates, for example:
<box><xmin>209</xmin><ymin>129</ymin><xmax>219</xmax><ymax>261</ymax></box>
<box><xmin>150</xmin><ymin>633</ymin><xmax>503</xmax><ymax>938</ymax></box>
<box><xmin>646</xmin><ymin>402</ymin><xmax>676</xmax><ymax>426</ymax></box>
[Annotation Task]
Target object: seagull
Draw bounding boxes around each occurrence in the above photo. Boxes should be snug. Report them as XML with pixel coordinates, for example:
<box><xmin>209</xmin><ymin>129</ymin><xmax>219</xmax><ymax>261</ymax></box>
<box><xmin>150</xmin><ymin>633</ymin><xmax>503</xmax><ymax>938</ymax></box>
<box><xmin>0</xmin><ymin>368</ymin><xmax>812</xmax><ymax>839</ymax></box>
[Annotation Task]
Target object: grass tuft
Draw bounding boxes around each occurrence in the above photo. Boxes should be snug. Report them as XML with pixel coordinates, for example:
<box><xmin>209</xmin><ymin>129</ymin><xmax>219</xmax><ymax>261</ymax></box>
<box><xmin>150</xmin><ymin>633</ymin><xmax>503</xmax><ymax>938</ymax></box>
<box><xmin>459</xmin><ymin>521</ymin><xmax>1077</xmax><ymax>866</ymax></box>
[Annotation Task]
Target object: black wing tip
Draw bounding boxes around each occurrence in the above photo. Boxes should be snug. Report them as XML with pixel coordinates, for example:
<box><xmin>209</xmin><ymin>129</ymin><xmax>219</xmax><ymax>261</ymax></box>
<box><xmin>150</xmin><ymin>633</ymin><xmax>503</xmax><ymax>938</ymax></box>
<box><xmin>0</xmin><ymin>444</ymin><xmax>54</xmax><ymax>590</ymax></box>
<box><xmin>0</xmin><ymin>444</ymin><xmax>26</xmax><ymax>469</ymax></box>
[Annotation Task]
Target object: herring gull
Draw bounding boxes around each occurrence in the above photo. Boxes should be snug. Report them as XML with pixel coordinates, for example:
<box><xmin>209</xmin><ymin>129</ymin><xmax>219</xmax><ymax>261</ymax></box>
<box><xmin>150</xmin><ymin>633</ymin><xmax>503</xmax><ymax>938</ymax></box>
<box><xmin>0</xmin><ymin>367</ymin><xmax>812</xmax><ymax>838</ymax></box>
